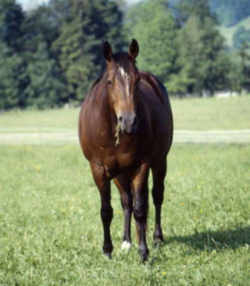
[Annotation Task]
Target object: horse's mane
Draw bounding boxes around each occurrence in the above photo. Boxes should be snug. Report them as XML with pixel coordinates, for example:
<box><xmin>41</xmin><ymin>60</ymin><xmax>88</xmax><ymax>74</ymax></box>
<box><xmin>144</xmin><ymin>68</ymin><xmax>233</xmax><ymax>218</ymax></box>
<box><xmin>90</xmin><ymin>73</ymin><xmax>105</xmax><ymax>92</ymax></box>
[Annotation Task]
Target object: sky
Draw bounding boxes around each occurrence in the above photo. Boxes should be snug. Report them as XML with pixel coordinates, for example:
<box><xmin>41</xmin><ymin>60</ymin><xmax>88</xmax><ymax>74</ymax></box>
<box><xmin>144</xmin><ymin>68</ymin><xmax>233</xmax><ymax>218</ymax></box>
<box><xmin>17</xmin><ymin>0</ymin><xmax>141</xmax><ymax>11</ymax></box>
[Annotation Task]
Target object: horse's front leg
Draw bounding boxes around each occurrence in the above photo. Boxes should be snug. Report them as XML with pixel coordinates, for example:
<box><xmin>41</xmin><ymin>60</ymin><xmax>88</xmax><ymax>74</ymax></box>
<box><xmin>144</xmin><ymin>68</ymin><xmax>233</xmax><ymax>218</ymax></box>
<box><xmin>152</xmin><ymin>159</ymin><xmax>167</xmax><ymax>244</ymax></box>
<box><xmin>132</xmin><ymin>163</ymin><xmax>150</xmax><ymax>262</ymax></box>
<box><xmin>90</xmin><ymin>163</ymin><xmax>113</xmax><ymax>258</ymax></box>
<box><xmin>114</xmin><ymin>174</ymin><xmax>133</xmax><ymax>250</ymax></box>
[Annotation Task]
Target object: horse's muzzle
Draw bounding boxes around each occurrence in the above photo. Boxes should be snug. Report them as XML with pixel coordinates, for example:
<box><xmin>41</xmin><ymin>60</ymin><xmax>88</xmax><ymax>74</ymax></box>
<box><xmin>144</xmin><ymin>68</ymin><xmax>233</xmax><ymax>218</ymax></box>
<box><xmin>118</xmin><ymin>112</ymin><xmax>137</xmax><ymax>134</ymax></box>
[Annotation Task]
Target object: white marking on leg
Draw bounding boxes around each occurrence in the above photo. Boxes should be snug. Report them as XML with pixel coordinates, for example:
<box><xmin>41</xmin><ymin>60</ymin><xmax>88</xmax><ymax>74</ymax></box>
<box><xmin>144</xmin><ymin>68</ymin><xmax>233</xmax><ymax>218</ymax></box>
<box><xmin>121</xmin><ymin>241</ymin><xmax>131</xmax><ymax>251</ymax></box>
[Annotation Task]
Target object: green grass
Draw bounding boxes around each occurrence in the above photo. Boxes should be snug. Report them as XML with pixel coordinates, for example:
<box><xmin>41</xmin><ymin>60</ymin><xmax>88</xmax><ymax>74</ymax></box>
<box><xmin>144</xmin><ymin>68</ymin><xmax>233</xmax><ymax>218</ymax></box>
<box><xmin>0</xmin><ymin>96</ymin><xmax>250</xmax><ymax>132</ymax></box>
<box><xmin>171</xmin><ymin>96</ymin><xmax>250</xmax><ymax>130</ymax></box>
<box><xmin>0</xmin><ymin>108</ymin><xmax>77</xmax><ymax>132</ymax></box>
<box><xmin>0</xmin><ymin>144</ymin><xmax>249</xmax><ymax>285</ymax></box>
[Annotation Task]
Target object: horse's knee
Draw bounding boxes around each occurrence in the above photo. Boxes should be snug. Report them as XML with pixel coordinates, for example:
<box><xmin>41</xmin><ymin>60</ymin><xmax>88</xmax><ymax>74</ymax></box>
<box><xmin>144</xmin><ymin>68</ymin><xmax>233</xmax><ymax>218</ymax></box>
<box><xmin>121</xmin><ymin>198</ymin><xmax>132</xmax><ymax>211</ymax></box>
<box><xmin>101</xmin><ymin>206</ymin><xmax>113</xmax><ymax>223</ymax></box>
<box><xmin>133</xmin><ymin>199</ymin><xmax>147</xmax><ymax>222</ymax></box>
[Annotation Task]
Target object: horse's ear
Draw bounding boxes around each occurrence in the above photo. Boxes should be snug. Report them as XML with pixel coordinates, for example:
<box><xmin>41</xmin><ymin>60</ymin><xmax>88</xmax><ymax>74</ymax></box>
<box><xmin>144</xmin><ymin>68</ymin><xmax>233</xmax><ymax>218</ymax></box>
<box><xmin>129</xmin><ymin>39</ymin><xmax>139</xmax><ymax>59</ymax></box>
<box><xmin>103</xmin><ymin>41</ymin><xmax>112</xmax><ymax>62</ymax></box>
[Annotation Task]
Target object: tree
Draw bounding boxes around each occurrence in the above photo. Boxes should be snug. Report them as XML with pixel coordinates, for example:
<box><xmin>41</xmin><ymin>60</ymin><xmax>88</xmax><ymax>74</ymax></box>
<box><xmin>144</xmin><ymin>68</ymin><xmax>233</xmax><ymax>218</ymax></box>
<box><xmin>174</xmin><ymin>0</ymin><xmax>217</xmax><ymax>26</ymax></box>
<box><xmin>0</xmin><ymin>43</ymin><xmax>26</xmax><ymax>109</ymax></box>
<box><xmin>0</xmin><ymin>0</ymin><xmax>27</xmax><ymax>109</ymax></box>
<box><xmin>0</xmin><ymin>0</ymin><xmax>24</xmax><ymax>52</ymax></box>
<box><xmin>53</xmin><ymin>0</ymin><xmax>126</xmax><ymax>102</ymax></box>
<box><xmin>127</xmin><ymin>0</ymin><xmax>179</xmax><ymax>88</ymax></box>
<box><xmin>22</xmin><ymin>5</ymin><xmax>60</xmax><ymax>51</ymax></box>
<box><xmin>233</xmin><ymin>26</ymin><xmax>250</xmax><ymax>50</ymax></box>
<box><xmin>239</xmin><ymin>43</ymin><xmax>250</xmax><ymax>92</ymax></box>
<box><xmin>24</xmin><ymin>41</ymin><xmax>67</xmax><ymax>109</ymax></box>
<box><xmin>176</xmin><ymin>15</ymin><xmax>231</xmax><ymax>95</ymax></box>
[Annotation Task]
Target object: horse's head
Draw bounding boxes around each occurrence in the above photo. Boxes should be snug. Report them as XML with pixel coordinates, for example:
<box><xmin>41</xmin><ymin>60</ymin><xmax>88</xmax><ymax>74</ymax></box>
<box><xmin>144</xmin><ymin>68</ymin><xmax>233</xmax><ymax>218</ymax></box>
<box><xmin>103</xmin><ymin>39</ymin><xmax>140</xmax><ymax>134</ymax></box>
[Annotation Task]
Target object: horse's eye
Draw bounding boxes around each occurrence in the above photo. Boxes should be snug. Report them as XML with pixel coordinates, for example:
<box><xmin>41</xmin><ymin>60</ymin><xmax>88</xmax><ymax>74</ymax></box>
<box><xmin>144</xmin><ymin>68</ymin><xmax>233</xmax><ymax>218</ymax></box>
<box><xmin>107</xmin><ymin>80</ymin><xmax>112</xmax><ymax>85</ymax></box>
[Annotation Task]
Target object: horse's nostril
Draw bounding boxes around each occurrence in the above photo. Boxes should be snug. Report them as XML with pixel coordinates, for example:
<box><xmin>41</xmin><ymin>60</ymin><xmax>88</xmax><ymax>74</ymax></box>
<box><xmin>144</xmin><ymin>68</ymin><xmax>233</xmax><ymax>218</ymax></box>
<box><xmin>118</xmin><ymin>116</ymin><xmax>123</xmax><ymax>122</ymax></box>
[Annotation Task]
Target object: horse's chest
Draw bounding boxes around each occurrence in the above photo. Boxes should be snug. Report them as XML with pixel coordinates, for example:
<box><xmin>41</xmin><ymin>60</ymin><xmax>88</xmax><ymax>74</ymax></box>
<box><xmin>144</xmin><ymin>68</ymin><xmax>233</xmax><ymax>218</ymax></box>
<box><xmin>102</xmin><ymin>150</ymin><xmax>137</xmax><ymax>178</ymax></box>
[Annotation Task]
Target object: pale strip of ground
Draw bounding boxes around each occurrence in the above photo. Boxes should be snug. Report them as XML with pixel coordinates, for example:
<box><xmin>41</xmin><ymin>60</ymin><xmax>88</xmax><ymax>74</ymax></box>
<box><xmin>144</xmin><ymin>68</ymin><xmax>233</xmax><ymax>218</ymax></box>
<box><xmin>1</xmin><ymin>130</ymin><xmax>250</xmax><ymax>144</ymax></box>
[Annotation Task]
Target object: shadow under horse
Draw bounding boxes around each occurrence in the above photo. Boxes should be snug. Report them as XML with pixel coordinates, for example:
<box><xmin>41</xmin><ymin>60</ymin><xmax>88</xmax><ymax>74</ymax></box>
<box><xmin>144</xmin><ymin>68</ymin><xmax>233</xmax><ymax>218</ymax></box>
<box><xmin>79</xmin><ymin>39</ymin><xmax>173</xmax><ymax>261</ymax></box>
<box><xmin>165</xmin><ymin>226</ymin><xmax>250</xmax><ymax>252</ymax></box>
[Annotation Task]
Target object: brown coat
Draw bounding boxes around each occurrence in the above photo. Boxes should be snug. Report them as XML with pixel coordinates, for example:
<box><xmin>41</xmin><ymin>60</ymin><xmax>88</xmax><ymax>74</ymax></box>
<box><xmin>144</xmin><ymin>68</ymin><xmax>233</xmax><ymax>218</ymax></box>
<box><xmin>78</xmin><ymin>40</ymin><xmax>173</xmax><ymax>261</ymax></box>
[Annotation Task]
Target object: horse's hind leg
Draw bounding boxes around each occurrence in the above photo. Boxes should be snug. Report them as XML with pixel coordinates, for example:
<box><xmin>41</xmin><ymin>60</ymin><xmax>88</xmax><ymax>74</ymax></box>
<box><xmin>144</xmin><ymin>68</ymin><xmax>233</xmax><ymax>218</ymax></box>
<box><xmin>152</xmin><ymin>159</ymin><xmax>167</xmax><ymax>244</ymax></box>
<box><xmin>90</xmin><ymin>163</ymin><xmax>113</xmax><ymax>258</ymax></box>
<box><xmin>114</xmin><ymin>174</ymin><xmax>132</xmax><ymax>250</ymax></box>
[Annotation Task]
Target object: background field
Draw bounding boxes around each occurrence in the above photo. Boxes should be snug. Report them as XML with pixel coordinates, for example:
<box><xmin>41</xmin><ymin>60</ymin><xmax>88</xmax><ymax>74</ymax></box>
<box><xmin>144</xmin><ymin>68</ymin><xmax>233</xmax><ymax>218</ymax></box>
<box><xmin>1</xmin><ymin>96</ymin><xmax>250</xmax><ymax>132</ymax></box>
<box><xmin>0</xmin><ymin>96</ymin><xmax>250</xmax><ymax>285</ymax></box>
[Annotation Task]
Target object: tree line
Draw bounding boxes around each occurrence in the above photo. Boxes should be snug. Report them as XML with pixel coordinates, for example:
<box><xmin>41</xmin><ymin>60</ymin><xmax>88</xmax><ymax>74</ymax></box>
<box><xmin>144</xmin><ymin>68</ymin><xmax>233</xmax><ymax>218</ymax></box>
<box><xmin>0</xmin><ymin>0</ymin><xmax>249</xmax><ymax>110</ymax></box>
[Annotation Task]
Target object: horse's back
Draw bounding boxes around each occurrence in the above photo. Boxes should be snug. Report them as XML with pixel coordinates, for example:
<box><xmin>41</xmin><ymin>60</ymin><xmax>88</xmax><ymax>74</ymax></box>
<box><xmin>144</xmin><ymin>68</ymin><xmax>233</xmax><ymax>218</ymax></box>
<box><xmin>138</xmin><ymin>72</ymin><xmax>173</xmax><ymax>156</ymax></box>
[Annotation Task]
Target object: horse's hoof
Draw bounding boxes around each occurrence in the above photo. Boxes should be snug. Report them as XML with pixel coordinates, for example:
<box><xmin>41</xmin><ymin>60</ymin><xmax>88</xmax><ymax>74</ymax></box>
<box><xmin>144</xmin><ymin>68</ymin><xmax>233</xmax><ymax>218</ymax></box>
<box><xmin>153</xmin><ymin>231</ymin><xmax>164</xmax><ymax>246</ymax></box>
<box><xmin>139</xmin><ymin>247</ymin><xmax>149</xmax><ymax>263</ymax></box>
<box><xmin>121</xmin><ymin>240</ymin><xmax>132</xmax><ymax>251</ymax></box>
<box><xmin>153</xmin><ymin>236</ymin><xmax>164</xmax><ymax>247</ymax></box>
<box><xmin>103</xmin><ymin>252</ymin><xmax>112</xmax><ymax>259</ymax></box>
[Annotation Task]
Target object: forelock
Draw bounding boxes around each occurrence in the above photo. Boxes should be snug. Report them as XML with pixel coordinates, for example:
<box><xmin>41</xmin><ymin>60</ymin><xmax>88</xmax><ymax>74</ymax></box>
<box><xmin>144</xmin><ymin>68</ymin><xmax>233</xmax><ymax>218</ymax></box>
<box><xmin>113</xmin><ymin>52</ymin><xmax>130</xmax><ymax>73</ymax></box>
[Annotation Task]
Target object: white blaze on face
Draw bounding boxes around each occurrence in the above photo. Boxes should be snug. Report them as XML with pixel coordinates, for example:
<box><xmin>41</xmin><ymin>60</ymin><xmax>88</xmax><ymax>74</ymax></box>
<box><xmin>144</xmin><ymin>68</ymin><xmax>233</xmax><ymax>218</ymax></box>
<box><xmin>119</xmin><ymin>66</ymin><xmax>130</xmax><ymax>97</ymax></box>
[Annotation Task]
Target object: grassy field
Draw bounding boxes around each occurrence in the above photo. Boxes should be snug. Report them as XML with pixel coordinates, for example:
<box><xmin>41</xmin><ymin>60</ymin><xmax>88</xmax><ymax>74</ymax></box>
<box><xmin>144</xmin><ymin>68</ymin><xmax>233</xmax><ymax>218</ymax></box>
<box><xmin>0</xmin><ymin>144</ymin><xmax>249</xmax><ymax>285</ymax></box>
<box><xmin>0</xmin><ymin>96</ymin><xmax>249</xmax><ymax>285</ymax></box>
<box><xmin>0</xmin><ymin>96</ymin><xmax>250</xmax><ymax>132</ymax></box>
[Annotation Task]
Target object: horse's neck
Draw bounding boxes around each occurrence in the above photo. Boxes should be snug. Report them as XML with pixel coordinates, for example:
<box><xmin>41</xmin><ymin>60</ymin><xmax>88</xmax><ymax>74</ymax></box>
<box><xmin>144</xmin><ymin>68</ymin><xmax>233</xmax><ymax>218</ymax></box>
<box><xmin>94</xmin><ymin>81</ymin><xmax>116</xmax><ymax>133</ymax></box>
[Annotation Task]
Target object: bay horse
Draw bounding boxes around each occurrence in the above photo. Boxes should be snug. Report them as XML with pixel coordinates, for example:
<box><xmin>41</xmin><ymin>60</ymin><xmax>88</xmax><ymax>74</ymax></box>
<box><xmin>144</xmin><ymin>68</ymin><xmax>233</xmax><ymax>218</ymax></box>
<box><xmin>79</xmin><ymin>39</ymin><xmax>173</xmax><ymax>261</ymax></box>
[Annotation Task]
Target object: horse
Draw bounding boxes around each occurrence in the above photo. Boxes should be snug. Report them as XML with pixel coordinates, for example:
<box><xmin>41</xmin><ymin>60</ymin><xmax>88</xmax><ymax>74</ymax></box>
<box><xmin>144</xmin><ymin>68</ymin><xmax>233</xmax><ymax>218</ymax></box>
<box><xmin>78</xmin><ymin>39</ymin><xmax>173</xmax><ymax>262</ymax></box>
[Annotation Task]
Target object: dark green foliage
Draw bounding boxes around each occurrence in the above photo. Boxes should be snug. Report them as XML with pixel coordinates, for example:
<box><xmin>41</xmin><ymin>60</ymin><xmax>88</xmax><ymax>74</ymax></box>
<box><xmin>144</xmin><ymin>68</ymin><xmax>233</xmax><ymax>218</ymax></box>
<box><xmin>53</xmin><ymin>0</ymin><xmax>125</xmax><ymax>102</ymax></box>
<box><xmin>0</xmin><ymin>43</ymin><xmax>25</xmax><ymax>109</ymax></box>
<box><xmin>127</xmin><ymin>0</ymin><xmax>230</xmax><ymax>96</ymax></box>
<box><xmin>0</xmin><ymin>0</ymin><xmax>26</xmax><ymax>109</ymax></box>
<box><xmin>0</xmin><ymin>0</ymin><xmax>24</xmax><ymax>51</ymax></box>
<box><xmin>20</xmin><ymin>5</ymin><xmax>67</xmax><ymax>109</ymax></box>
<box><xmin>22</xmin><ymin>6</ymin><xmax>59</xmax><ymax>50</ymax></box>
<box><xmin>177</xmin><ymin>15</ymin><xmax>231</xmax><ymax>95</ymax></box>
<box><xmin>0</xmin><ymin>0</ymin><xmax>250</xmax><ymax>110</ymax></box>
<box><xmin>24</xmin><ymin>42</ymin><xmax>67</xmax><ymax>109</ymax></box>
<box><xmin>239</xmin><ymin>43</ymin><xmax>250</xmax><ymax>91</ymax></box>
<box><xmin>0</xmin><ymin>0</ymin><xmax>125</xmax><ymax>109</ymax></box>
